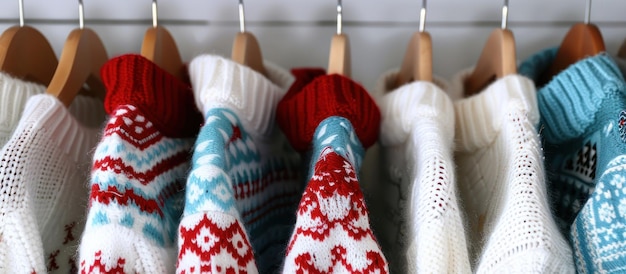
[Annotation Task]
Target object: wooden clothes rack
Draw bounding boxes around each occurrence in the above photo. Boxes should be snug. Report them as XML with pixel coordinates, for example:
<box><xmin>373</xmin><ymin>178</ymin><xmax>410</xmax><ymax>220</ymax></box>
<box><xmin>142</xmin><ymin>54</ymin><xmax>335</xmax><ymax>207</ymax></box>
<box><xmin>1</xmin><ymin>0</ymin><xmax>626</xmax><ymax>90</ymax></box>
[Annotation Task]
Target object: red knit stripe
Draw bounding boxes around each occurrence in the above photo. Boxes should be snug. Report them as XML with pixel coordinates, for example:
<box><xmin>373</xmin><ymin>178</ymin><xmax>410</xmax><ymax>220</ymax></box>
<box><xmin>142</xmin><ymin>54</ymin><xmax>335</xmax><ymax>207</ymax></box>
<box><xmin>100</xmin><ymin>54</ymin><xmax>202</xmax><ymax>138</ymax></box>
<box><xmin>93</xmin><ymin>151</ymin><xmax>190</xmax><ymax>184</ymax></box>
<box><xmin>276</xmin><ymin>70</ymin><xmax>381</xmax><ymax>151</ymax></box>
<box><xmin>89</xmin><ymin>184</ymin><xmax>164</xmax><ymax>217</ymax></box>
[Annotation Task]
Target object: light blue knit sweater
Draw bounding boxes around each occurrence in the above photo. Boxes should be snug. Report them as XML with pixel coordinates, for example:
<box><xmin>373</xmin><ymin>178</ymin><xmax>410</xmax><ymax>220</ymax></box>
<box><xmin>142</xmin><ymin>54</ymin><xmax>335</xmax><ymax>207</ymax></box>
<box><xmin>520</xmin><ymin>49</ymin><xmax>626</xmax><ymax>273</ymax></box>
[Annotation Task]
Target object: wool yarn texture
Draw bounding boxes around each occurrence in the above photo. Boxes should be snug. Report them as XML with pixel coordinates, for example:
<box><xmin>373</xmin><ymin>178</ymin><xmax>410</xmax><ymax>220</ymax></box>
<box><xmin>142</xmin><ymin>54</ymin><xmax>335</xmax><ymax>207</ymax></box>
<box><xmin>276</xmin><ymin>69</ymin><xmax>389</xmax><ymax>274</ymax></box>
<box><xmin>446</xmin><ymin>69</ymin><xmax>574</xmax><ymax>273</ymax></box>
<box><xmin>361</xmin><ymin>70</ymin><xmax>471</xmax><ymax>274</ymax></box>
<box><xmin>520</xmin><ymin>49</ymin><xmax>626</xmax><ymax>273</ymax></box>
<box><xmin>0</xmin><ymin>92</ymin><xmax>106</xmax><ymax>273</ymax></box>
<box><xmin>78</xmin><ymin>54</ymin><xmax>202</xmax><ymax>274</ymax></box>
<box><xmin>176</xmin><ymin>55</ymin><xmax>303</xmax><ymax>274</ymax></box>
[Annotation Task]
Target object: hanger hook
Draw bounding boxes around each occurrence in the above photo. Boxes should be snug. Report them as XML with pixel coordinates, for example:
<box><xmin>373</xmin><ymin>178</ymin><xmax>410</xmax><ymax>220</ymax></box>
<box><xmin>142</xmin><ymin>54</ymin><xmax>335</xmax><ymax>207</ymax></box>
<box><xmin>336</xmin><ymin>0</ymin><xmax>343</xmax><ymax>35</ymax></box>
<box><xmin>584</xmin><ymin>0</ymin><xmax>592</xmax><ymax>24</ymax></box>
<box><xmin>151</xmin><ymin>0</ymin><xmax>158</xmax><ymax>28</ymax></box>
<box><xmin>419</xmin><ymin>0</ymin><xmax>427</xmax><ymax>32</ymax></box>
<box><xmin>501</xmin><ymin>0</ymin><xmax>509</xmax><ymax>29</ymax></box>
<box><xmin>238</xmin><ymin>0</ymin><xmax>246</xmax><ymax>33</ymax></box>
<box><xmin>78</xmin><ymin>0</ymin><xmax>84</xmax><ymax>29</ymax></box>
<box><xmin>18</xmin><ymin>0</ymin><xmax>25</xmax><ymax>27</ymax></box>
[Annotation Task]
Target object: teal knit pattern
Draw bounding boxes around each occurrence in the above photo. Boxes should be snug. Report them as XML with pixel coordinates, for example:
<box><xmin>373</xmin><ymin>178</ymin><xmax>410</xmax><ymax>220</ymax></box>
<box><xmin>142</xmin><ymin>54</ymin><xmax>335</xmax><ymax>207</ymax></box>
<box><xmin>520</xmin><ymin>49</ymin><xmax>626</xmax><ymax>273</ymax></box>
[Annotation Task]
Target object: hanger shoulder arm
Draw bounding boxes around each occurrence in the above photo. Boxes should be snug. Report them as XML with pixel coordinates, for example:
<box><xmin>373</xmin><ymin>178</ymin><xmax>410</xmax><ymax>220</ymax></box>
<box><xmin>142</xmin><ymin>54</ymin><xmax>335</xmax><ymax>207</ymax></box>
<box><xmin>141</xmin><ymin>26</ymin><xmax>185</xmax><ymax>81</ymax></box>
<box><xmin>396</xmin><ymin>31</ymin><xmax>432</xmax><ymax>88</ymax></box>
<box><xmin>464</xmin><ymin>28</ymin><xmax>516</xmax><ymax>96</ymax></box>
<box><xmin>327</xmin><ymin>33</ymin><xmax>351</xmax><ymax>77</ymax></box>
<box><xmin>619</xmin><ymin>38</ymin><xmax>626</xmax><ymax>59</ymax></box>
<box><xmin>542</xmin><ymin>23</ymin><xmax>605</xmax><ymax>84</ymax></box>
<box><xmin>0</xmin><ymin>26</ymin><xmax>58</xmax><ymax>85</ymax></box>
<box><xmin>232</xmin><ymin>32</ymin><xmax>267</xmax><ymax>77</ymax></box>
<box><xmin>47</xmin><ymin>29</ymin><xmax>108</xmax><ymax>107</ymax></box>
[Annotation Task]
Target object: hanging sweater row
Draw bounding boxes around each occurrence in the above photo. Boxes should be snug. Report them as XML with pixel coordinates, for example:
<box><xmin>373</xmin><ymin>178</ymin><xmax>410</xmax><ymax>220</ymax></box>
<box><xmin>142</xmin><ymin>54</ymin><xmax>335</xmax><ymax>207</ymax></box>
<box><xmin>2</xmin><ymin>2</ymin><xmax>626</xmax><ymax>273</ymax></box>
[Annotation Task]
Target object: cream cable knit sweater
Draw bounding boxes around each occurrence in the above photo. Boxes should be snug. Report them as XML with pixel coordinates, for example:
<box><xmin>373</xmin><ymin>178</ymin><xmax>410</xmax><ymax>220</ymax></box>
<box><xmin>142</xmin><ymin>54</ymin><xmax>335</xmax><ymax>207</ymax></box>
<box><xmin>448</xmin><ymin>71</ymin><xmax>574</xmax><ymax>273</ymax></box>
<box><xmin>363</xmin><ymin>71</ymin><xmax>471</xmax><ymax>274</ymax></box>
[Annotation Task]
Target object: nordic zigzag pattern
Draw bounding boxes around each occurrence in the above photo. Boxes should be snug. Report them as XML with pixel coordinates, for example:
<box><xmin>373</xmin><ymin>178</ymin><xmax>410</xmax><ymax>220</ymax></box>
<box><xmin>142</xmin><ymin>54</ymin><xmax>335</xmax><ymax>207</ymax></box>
<box><xmin>283</xmin><ymin>116</ymin><xmax>389</xmax><ymax>273</ymax></box>
<box><xmin>178</xmin><ymin>108</ymin><xmax>303</xmax><ymax>274</ymax></box>
<box><xmin>571</xmin><ymin>154</ymin><xmax>626</xmax><ymax>273</ymax></box>
<box><xmin>80</xmin><ymin>105</ymin><xmax>192</xmax><ymax>273</ymax></box>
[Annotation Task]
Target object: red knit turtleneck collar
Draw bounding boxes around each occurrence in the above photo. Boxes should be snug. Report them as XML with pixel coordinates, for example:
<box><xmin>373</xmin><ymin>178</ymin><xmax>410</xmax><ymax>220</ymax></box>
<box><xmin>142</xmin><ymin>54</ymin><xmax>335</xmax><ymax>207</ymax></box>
<box><xmin>101</xmin><ymin>54</ymin><xmax>202</xmax><ymax>138</ymax></box>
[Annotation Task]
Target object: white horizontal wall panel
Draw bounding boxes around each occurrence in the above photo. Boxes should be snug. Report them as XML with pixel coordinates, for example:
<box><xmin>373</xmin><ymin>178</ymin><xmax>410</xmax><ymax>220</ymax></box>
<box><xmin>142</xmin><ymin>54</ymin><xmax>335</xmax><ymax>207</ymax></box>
<box><xmin>0</xmin><ymin>0</ymin><xmax>625</xmax><ymax>90</ymax></box>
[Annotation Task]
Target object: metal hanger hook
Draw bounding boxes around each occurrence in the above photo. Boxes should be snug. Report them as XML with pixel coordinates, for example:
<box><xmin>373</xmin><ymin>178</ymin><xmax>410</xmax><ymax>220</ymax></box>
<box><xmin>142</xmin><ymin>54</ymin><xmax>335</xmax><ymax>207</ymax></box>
<box><xmin>152</xmin><ymin>0</ymin><xmax>158</xmax><ymax>28</ymax></box>
<box><xmin>238</xmin><ymin>0</ymin><xmax>246</xmax><ymax>33</ymax></box>
<box><xmin>501</xmin><ymin>0</ymin><xmax>509</xmax><ymax>29</ymax></box>
<box><xmin>18</xmin><ymin>0</ymin><xmax>25</xmax><ymax>27</ymax></box>
<box><xmin>419</xmin><ymin>0</ymin><xmax>427</xmax><ymax>32</ymax></box>
<box><xmin>584</xmin><ymin>0</ymin><xmax>592</xmax><ymax>24</ymax></box>
<box><xmin>336</xmin><ymin>0</ymin><xmax>343</xmax><ymax>35</ymax></box>
<box><xmin>78</xmin><ymin>0</ymin><xmax>84</xmax><ymax>29</ymax></box>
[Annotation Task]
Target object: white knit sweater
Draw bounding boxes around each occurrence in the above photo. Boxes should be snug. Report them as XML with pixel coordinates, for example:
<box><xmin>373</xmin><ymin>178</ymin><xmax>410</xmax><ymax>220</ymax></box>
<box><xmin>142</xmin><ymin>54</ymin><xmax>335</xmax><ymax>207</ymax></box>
<box><xmin>448</xmin><ymin>71</ymin><xmax>575</xmax><ymax>273</ymax></box>
<box><xmin>0</xmin><ymin>94</ymin><xmax>105</xmax><ymax>273</ymax></box>
<box><xmin>0</xmin><ymin>72</ymin><xmax>45</xmax><ymax>148</ymax></box>
<box><xmin>363</xmin><ymin>71</ymin><xmax>471</xmax><ymax>274</ymax></box>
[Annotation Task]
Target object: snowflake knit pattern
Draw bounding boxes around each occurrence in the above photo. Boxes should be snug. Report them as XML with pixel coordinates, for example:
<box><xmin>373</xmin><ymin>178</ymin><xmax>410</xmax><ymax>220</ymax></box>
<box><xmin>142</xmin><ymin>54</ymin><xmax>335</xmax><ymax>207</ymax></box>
<box><xmin>177</xmin><ymin>55</ymin><xmax>303</xmax><ymax>274</ymax></box>
<box><xmin>447</xmin><ymin>70</ymin><xmax>574</xmax><ymax>273</ymax></box>
<box><xmin>276</xmin><ymin>69</ymin><xmax>389</xmax><ymax>273</ymax></box>
<box><xmin>520</xmin><ymin>49</ymin><xmax>626</xmax><ymax>273</ymax></box>
<box><xmin>0</xmin><ymin>72</ymin><xmax>45</xmax><ymax>149</ymax></box>
<box><xmin>0</xmin><ymin>93</ymin><xmax>105</xmax><ymax>274</ymax></box>
<box><xmin>362</xmin><ymin>71</ymin><xmax>471</xmax><ymax>273</ymax></box>
<box><xmin>78</xmin><ymin>54</ymin><xmax>202</xmax><ymax>274</ymax></box>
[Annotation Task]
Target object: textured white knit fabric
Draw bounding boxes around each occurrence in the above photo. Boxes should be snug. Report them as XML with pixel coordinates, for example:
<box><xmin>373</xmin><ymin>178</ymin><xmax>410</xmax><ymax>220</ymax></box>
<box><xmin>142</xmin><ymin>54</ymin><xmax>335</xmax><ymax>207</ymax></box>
<box><xmin>0</xmin><ymin>94</ymin><xmax>105</xmax><ymax>274</ymax></box>
<box><xmin>448</xmin><ymin>70</ymin><xmax>575</xmax><ymax>273</ymax></box>
<box><xmin>0</xmin><ymin>72</ymin><xmax>45</xmax><ymax>148</ymax></box>
<box><xmin>190</xmin><ymin>56</ymin><xmax>294</xmax><ymax>138</ymax></box>
<box><xmin>362</xmin><ymin>71</ymin><xmax>471</xmax><ymax>274</ymax></box>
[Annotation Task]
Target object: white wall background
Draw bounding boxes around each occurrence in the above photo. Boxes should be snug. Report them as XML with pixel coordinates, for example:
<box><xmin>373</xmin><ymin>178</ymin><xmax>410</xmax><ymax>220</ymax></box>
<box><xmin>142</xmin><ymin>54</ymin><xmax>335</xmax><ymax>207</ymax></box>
<box><xmin>1</xmin><ymin>0</ymin><xmax>626</xmax><ymax>90</ymax></box>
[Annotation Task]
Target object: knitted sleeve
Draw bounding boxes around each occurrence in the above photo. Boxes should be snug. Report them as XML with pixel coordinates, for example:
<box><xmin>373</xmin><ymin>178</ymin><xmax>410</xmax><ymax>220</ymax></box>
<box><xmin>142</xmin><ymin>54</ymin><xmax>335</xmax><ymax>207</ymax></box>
<box><xmin>277</xmin><ymin>70</ymin><xmax>389</xmax><ymax>273</ymax></box>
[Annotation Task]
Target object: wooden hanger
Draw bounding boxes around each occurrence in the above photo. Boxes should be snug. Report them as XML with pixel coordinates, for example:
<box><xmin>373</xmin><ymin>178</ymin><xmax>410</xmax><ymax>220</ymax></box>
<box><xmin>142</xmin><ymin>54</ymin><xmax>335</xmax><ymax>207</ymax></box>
<box><xmin>396</xmin><ymin>32</ymin><xmax>432</xmax><ymax>88</ymax></box>
<box><xmin>618</xmin><ymin>39</ymin><xmax>626</xmax><ymax>59</ymax></box>
<box><xmin>0</xmin><ymin>0</ymin><xmax>57</xmax><ymax>86</ymax></box>
<box><xmin>46</xmin><ymin>1</ymin><xmax>108</xmax><ymax>107</ymax></box>
<box><xmin>539</xmin><ymin>0</ymin><xmax>605</xmax><ymax>86</ymax></box>
<box><xmin>231</xmin><ymin>0</ymin><xmax>267</xmax><ymax>77</ymax></box>
<box><xmin>539</xmin><ymin>23</ymin><xmax>604</xmax><ymax>86</ymax></box>
<box><xmin>327</xmin><ymin>0</ymin><xmax>351</xmax><ymax>77</ymax></box>
<box><xmin>141</xmin><ymin>0</ymin><xmax>185</xmax><ymax>81</ymax></box>
<box><xmin>464</xmin><ymin>1</ymin><xmax>516</xmax><ymax>96</ymax></box>
<box><xmin>396</xmin><ymin>0</ymin><xmax>432</xmax><ymax>88</ymax></box>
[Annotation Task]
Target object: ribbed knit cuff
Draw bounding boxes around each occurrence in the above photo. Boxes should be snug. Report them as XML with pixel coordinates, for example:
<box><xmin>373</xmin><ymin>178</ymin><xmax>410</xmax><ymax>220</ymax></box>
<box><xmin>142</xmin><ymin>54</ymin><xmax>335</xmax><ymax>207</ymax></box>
<box><xmin>101</xmin><ymin>54</ymin><xmax>203</xmax><ymax>138</ymax></box>
<box><xmin>448</xmin><ymin>70</ymin><xmax>539</xmax><ymax>152</ymax></box>
<box><xmin>188</xmin><ymin>54</ymin><xmax>293</xmax><ymax>140</ymax></box>
<box><xmin>276</xmin><ymin>69</ymin><xmax>381</xmax><ymax>152</ymax></box>
<box><xmin>519</xmin><ymin>49</ymin><xmax>626</xmax><ymax>143</ymax></box>
<box><xmin>374</xmin><ymin>69</ymin><xmax>455</xmax><ymax>147</ymax></box>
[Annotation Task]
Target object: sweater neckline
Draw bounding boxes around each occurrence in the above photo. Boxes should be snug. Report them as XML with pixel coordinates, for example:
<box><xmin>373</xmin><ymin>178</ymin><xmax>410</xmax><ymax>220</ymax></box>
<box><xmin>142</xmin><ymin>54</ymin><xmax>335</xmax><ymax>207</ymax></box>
<box><xmin>519</xmin><ymin>49</ymin><xmax>626</xmax><ymax>143</ymax></box>
<box><xmin>0</xmin><ymin>72</ymin><xmax>46</xmax><ymax>133</ymax></box>
<box><xmin>374</xmin><ymin>69</ymin><xmax>455</xmax><ymax>147</ymax></box>
<box><xmin>189</xmin><ymin>54</ymin><xmax>294</xmax><ymax>140</ymax></box>
<box><xmin>17</xmin><ymin>94</ymin><xmax>104</xmax><ymax>164</ymax></box>
<box><xmin>447</xmin><ymin>70</ymin><xmax>539</xmax><ymax>152</ymax></box>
